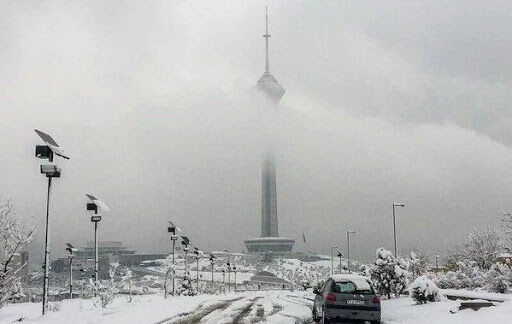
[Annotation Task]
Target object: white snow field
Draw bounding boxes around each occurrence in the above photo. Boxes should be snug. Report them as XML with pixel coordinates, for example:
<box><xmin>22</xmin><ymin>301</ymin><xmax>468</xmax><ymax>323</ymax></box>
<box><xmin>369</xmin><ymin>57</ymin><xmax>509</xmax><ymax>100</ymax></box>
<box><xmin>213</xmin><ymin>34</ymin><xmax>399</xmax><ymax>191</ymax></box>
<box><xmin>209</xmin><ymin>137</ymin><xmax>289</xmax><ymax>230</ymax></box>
<box><xmin>1</xmin><ymin>291</ymin><xmax>511</xmax><ymax>323</ymax></box>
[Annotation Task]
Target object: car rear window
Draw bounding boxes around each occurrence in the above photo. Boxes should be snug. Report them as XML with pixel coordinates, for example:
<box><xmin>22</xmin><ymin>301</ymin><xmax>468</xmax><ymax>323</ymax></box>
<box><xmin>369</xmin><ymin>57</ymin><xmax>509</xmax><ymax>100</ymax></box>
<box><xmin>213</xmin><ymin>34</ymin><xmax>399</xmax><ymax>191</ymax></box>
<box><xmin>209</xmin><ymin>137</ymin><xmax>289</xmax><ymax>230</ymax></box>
<box><xmin>332</xmin><ymin>280</ymin><xmax>375</xmax><ymax>295</ymax></box>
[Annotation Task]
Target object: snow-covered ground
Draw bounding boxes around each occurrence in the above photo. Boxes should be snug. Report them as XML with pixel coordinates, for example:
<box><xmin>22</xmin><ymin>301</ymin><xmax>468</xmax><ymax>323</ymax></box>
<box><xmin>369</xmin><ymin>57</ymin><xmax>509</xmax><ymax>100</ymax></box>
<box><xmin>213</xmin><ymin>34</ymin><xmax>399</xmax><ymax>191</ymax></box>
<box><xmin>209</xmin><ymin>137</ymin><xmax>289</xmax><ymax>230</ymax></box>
<box><xmin>0</xmin><ymin>291</ymin><xmax>313</xmax><ymax>324</ymax></box>
<box><xmin>382</xmin><ymin>297</ymin><xmax>512</xmax><ymax>323</ymax></box>
<box><xmin>2</xmin><ymin>290</ymin><xmax>512</xmax><ymax>323</ymax></box>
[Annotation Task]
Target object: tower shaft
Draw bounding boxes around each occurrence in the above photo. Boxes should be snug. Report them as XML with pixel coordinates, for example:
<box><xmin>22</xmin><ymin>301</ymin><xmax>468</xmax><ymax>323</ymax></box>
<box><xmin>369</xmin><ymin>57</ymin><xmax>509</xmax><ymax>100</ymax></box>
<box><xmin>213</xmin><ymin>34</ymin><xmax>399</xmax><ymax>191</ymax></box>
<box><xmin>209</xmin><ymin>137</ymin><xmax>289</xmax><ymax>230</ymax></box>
<box><xmin>261</xmin><ymin>157</ymin><xmax>278</xmax><ymax>237</ymax></box>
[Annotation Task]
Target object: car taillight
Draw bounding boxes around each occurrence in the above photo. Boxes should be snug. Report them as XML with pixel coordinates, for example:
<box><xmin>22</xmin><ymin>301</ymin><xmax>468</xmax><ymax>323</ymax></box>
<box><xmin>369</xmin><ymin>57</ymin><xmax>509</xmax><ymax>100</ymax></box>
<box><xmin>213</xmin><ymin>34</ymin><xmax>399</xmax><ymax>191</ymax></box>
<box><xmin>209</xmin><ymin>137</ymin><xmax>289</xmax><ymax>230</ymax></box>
<box><xmin>372</xmin><ymin>296</ymin><xmax>380</xmax><ymax>304</ymax></box>
<box><xmin>326</xmin><ymin>293</ymin><xmax>337</xmax><ymax>302</ymax></box>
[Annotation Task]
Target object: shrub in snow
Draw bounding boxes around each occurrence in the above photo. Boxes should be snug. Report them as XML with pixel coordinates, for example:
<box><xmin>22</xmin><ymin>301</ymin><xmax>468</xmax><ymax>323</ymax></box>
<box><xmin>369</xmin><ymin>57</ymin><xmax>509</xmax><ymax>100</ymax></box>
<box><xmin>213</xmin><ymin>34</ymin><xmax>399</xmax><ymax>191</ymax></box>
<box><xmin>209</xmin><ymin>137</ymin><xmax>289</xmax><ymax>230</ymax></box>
<box><xmin>483</xmin><ymin>263</ymin><xmax>511</xmax><ymax>293</ymax></box>
<box><xmin>409</xmin><ymin>276</ymin><xmax>441</xmax><ymax>304</ymax></box>
<box><xmin>176</xmin><ymin>274</ymin><xmax>197</xmax><ymax>296</ymax></box>
<box><xmin>435</xmin><ymin>261</ymin><xmax>484</xmax><ymax>290</ymax></box>
<box><xmin>369</xmin><ymin>248</ymin><xmax>410</xmax><ymax>298</ymax></box>
<box><xmin>0</xmin><ymin>198</ymin><xmax>33</xmax><ymax>308</ymax></box>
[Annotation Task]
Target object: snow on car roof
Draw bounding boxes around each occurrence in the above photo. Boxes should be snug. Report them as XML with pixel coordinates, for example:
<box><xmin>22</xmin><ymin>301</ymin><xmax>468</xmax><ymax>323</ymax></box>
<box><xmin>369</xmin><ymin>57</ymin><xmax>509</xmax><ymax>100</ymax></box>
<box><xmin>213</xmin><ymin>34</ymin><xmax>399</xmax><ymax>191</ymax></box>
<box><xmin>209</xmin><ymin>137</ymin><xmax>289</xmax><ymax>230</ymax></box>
<box><xmin>329</xmin><ymin>274</ymin><xmax>372</xmax><ymax>291</ymax></box>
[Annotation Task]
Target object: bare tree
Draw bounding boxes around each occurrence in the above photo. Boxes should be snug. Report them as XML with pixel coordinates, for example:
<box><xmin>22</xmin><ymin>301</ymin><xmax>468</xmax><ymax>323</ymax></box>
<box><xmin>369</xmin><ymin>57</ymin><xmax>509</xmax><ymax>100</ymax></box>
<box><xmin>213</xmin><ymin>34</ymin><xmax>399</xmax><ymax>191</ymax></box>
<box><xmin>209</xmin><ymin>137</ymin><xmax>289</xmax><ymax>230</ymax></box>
<box><xmin>0</xmin><ymin>198</ymin><xmax>33</xmax><ymax>307</ymax></box>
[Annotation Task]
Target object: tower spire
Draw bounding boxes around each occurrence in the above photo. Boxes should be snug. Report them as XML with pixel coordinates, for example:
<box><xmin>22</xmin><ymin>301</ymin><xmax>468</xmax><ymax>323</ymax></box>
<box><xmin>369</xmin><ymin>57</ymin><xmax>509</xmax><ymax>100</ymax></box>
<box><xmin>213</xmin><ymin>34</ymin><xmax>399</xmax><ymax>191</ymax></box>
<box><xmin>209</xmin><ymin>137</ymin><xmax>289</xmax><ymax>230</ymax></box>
<box><xmin>263</xmin><ymin>6</ymin><xmax>270</xmax><ymax>73</ymax></box>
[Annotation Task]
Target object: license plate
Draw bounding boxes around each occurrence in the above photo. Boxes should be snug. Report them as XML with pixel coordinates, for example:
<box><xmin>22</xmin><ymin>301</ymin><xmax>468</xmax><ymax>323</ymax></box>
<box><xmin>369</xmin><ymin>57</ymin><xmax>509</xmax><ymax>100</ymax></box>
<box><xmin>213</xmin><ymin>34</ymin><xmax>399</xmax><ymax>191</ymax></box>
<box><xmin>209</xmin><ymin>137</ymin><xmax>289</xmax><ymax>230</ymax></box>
<box><xmin>347</xmin><ymin>300</ymin><xmax>364</xmax><ymax>305</ymax></box>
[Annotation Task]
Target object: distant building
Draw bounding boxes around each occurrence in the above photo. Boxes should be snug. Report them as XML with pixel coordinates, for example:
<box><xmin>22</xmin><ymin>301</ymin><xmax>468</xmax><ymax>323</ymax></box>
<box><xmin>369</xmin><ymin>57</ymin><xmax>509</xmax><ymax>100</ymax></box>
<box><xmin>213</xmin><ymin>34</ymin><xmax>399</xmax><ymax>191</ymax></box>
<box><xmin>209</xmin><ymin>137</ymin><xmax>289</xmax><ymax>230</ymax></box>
<box><xmin>119</xmin><ymin>253</ymin><xmax>168</xmax><ymax>267</ymax></box>
<box><xmin>50</xmin><ymin>241</ymin><xmax>165</xmax><ymax>279</ymax></box>
<box><xmin>74</xmin><ymin>241</ymin><xmax>136</xmax><ymax>259</ymax></box>
<box><xmin>244</xmin><ymin>8</ymin><xmax>294</xmax><ymax>254</ymax></box>
<box><xmin>245</xmin><ymin>270</ymin><xmax>292</xmax><ymax>290</ymax></box>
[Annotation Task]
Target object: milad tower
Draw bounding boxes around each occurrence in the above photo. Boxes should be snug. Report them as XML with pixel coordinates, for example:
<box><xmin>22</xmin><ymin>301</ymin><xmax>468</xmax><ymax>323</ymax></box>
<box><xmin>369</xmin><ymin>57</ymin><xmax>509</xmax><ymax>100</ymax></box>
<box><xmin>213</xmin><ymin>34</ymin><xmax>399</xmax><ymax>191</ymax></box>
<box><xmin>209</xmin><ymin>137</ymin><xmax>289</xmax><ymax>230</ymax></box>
<box><xmin>245</xmin><ymin>7</ymin><xmax>295</xmax><ymax>253</ymax></box>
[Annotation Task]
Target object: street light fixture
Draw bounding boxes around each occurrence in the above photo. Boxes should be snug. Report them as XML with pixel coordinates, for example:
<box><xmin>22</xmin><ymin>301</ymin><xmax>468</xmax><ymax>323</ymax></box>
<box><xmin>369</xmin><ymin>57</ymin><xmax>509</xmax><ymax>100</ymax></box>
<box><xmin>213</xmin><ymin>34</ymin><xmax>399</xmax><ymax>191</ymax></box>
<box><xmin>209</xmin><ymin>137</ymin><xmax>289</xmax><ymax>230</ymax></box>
<box><xmin>337</xmin><ymin>251</ymin><xmax>344</xmax><ymax>274</ymax></box>
<box><xmin>392</xmin><ymin>203</ymin><xmax>405</xmax><ymax>256</ymax></box>
<box><xmin>346</xmin><ymin>230</ymin><xmax>355</xmax><ymax>274</ymax></box>
<box><xmin>34</xmin><ymin>129</ymin><xmax>69</xmax><ymax>315</ymax></box>
<box><xmin>330</xmin><ymin>246</ymin><xmax>338</xmax><ymax>275</ymax></box>
<box><xmin>65</xmin><ymin>243</ymin><xmax>77</xmax><ymax>299</ymax></box>
<box><xmin>85</xmin><ymin>194</ymin><xmax>109</xmax><ymax>295</ymax></box>
<box><xmin>166</xmin><ymin>221</ymin><xmax>181</xmax><ymax>297</ymax></box>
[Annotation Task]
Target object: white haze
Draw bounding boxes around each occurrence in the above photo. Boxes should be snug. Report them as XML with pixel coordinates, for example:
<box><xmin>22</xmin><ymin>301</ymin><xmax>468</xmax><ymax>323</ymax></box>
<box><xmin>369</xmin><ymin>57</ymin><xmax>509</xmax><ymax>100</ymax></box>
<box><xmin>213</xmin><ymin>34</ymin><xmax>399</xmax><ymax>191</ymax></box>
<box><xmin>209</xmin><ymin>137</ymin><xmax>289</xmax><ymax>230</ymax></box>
<box><xmin>2</xmin><ymin>1</ymin><xmax>512</xmax><ymax>263</ymax></box>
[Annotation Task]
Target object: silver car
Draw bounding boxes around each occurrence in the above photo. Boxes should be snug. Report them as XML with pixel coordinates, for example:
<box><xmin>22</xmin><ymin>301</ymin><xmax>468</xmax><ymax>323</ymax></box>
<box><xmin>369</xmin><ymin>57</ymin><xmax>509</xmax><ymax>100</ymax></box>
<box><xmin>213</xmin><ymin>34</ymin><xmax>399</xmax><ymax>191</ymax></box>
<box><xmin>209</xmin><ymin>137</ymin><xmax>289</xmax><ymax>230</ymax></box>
<box><xmin>313</xmin><ymin>274</ymin><xmax>381</xmax><ymax>323</ymax></box>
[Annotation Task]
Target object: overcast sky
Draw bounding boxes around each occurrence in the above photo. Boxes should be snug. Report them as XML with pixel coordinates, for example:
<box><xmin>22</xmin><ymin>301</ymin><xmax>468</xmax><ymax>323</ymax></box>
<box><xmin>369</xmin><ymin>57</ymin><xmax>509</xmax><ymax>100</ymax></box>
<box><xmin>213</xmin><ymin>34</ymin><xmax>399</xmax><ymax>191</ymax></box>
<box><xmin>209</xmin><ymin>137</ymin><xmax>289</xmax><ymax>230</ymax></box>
<box><xmin>2</xmin><ymin>0</ymin><xmax>512</xmax><ymax>263</ymax></box>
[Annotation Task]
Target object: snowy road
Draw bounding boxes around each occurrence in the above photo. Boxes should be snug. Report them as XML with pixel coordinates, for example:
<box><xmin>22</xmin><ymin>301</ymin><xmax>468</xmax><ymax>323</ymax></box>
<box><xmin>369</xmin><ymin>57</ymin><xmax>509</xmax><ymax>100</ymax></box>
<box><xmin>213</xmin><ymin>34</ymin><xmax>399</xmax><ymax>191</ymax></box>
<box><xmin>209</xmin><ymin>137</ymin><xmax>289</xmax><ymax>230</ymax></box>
<box><xmin>156</xmin><ymin>291</ymin><xmax>313</xmax><ymax>324</ymax></box>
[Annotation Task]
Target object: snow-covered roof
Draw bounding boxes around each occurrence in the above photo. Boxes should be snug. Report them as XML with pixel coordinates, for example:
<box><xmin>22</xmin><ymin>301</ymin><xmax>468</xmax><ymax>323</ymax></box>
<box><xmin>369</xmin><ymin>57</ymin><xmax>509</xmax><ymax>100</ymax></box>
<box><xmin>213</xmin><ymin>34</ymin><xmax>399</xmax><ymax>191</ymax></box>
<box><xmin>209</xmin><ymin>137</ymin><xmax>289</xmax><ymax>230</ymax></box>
<box><xmin>329</xmin><ymin>274</ymin><xmax>372</xmax><ymax>290</ymax></box>
<box><xmin>497</xmin><ymin>252</ymin><xmax>512</xmax><ymax>258</ymax></box>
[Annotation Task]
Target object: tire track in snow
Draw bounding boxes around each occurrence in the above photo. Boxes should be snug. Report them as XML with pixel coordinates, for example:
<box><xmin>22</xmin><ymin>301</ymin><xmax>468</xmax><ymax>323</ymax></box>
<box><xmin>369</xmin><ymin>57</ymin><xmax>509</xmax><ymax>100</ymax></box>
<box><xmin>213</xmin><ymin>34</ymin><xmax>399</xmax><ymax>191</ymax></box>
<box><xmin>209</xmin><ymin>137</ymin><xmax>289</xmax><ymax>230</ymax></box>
<box><xmin>156</xmin><ymin>297</ymin><xmax>243</xmax><ymax>324</ymax></box>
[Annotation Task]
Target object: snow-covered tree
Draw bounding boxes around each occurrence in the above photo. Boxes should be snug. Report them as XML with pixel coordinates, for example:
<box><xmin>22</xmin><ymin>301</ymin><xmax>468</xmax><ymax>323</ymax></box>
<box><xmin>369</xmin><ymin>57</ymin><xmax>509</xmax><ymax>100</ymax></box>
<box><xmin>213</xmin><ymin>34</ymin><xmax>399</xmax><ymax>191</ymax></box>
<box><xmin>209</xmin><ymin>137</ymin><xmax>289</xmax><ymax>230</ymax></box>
<box><xmin>443</xmin><ymin>247</ymin><xmax>464</xmax><ymax>271</ymax></box>
<box><xmin>119</xmin><ymin>268</ymin><xmax>133</xmax><ymax>302</ymax></box>
<box><xmin>369</xmin><ymin>248</ymin><xmax>409</xmax><ymax>298</ymax></box>
<box><xmin>409</xmin><ymin>276</ymin><xmax>441</xmax><ymax>304</ymax></box>
<box><xmin>95</xmin><ymin>262</ymin><xmax>120</xmax><ymax>308</ymax></box>
<box><xmin>407</xmin><ymin>249</ymin><xmax>430</xmax><ymax>277</ymax></box>
<box><xmin>463</xmin><ymin>227</ymin><xmax>503</xmax><ymax>271</ymax></box>
<box><xmin>442</xmin><ymin>227</ymin><xmax>503</xmax><ymax>272</ymax></box>
<box><xmin>159</xmin><ymin>256</ymin><xmax>176</xmax><ymax>298</ymax></box>
<box><xmin>0</xmin><ymin>198</ymin><xmax>33</xmax><ymax>308</ymax></box>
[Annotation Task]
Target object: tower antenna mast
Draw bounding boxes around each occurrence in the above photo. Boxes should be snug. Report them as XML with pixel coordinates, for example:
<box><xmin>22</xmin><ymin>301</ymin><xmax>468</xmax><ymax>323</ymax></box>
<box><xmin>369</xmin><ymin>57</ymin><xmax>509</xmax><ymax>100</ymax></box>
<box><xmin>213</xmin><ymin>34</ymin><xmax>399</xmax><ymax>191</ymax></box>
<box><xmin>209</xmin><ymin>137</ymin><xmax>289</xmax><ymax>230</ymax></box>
<box><xmin>264</xmin><ymin>6</ymin><xmax>271</xmax><ymax>73</ymax></box>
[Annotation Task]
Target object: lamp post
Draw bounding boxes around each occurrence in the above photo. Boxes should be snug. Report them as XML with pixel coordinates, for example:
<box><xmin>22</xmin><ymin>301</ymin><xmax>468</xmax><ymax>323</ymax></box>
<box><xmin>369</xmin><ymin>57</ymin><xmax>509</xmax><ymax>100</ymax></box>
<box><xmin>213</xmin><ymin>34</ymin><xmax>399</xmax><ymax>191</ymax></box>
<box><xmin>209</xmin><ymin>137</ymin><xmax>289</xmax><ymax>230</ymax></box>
<box><xmin>34</xmin><ymin>129</ymin><xmax>69</xmax><ymax>315</ymax></box>
<box><xmin>209</xmin><ymin>255</ymin><xmax>215</xmax><ymax>286</ymax></box>
<box><xmin>346</xmin><ymin>230</ymin><xmax>355</xmax><ymax>273</ymax></box>
<box><xmin>181</xmin><ymin>236</ymin><xmax>190</xmax><ymax>283</ymax></box>
<box><xmin>392</xmin><ymin>203</ymin><xmax>405</xmax><ymax>256</ymax></box>
<box><xmin>65</xmin><ymin>243</ymin><xmax>76</xmax><ymax>299</ymax></box>
<box><xmin>86</xmin><ymin>194</ymin><xmax>109</xmax><ymax>296</ymax></box>
<box><xmin>337</xmin><ymin>252</ymin><xmax>344</xmax><ymax>274</ymax></box>
<box><xmin>222</xmin><ymin>269</ymin><xmax>226</xmax><ymax>294</ymax></box>
<box><xmin>193</xmin><ymin>247</ymin><xmax>201</xmax><ymax>293</ymax></box>
<box><xmin>233</xmin><ymin>265</ymin><xmax>237</xmax><ymax>292</ymax></box>
<box><xmin>435</xmin><ymin>254</ymin><xmax>440</xmax><ymax>273</ymax></box>
<box><xmin>227</xmin><ymin>262</ymin><xmax>231</xmax><ymax>292</ymax></box>
<box><xmin>330</xmin><ymin>246</ymin><xmax>338</xmax><ymax>275</ymax></box>
<box><xmin>167</xmin><ymin>221</ymin><xmax>181</xmax><ymax>297</ymax></box>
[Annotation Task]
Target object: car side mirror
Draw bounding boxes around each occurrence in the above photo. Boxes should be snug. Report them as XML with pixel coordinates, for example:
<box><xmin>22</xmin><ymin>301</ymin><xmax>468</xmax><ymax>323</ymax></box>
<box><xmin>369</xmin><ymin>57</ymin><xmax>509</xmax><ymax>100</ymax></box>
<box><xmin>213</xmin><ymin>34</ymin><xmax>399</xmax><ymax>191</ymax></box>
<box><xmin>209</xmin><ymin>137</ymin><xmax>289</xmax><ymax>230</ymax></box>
<box><xmin>313</xmin><ymin>288</ymin><xmax>320</xmax><ymax>295</ymax></box>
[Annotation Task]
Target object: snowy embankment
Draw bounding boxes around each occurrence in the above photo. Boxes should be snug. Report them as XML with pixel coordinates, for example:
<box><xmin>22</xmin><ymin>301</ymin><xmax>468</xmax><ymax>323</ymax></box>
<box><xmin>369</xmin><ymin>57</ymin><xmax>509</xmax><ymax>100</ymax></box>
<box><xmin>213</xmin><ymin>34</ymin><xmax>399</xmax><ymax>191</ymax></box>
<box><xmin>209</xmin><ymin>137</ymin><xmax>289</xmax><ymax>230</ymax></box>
<box><xmin>382</xmin><ymin>297</ymin><xmax>512</xmax><ymax>323</ymax></box>
<box><xmin>441</xmin><ymin>289</ymin><xmax>512</xmax><ymax>302</ymax></box>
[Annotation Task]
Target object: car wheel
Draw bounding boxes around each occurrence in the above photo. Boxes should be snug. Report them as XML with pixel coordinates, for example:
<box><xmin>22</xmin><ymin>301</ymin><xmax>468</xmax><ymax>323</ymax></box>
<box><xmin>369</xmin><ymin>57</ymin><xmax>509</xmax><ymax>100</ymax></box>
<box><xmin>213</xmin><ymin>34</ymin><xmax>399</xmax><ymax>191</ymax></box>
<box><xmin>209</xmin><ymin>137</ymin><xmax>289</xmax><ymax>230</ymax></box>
<box><xmin>312</xmin><ymin>307</ymin><xmax>319</xmax><ymax>322</ymax></box>
<box><xmin>322</xmin><ymin>306</ymin><xmax>330</xmax><ymax>324</ymax></box>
